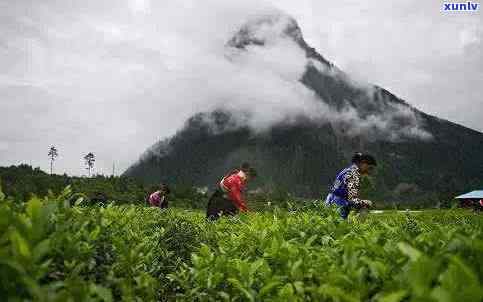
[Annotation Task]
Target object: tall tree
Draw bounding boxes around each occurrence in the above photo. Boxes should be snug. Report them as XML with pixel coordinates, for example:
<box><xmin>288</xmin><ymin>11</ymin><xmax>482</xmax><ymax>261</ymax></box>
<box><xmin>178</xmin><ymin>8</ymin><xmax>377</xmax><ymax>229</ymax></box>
<box><xmin>48</xmin><ymin>146</ymin><xmax>58</xmax><ymax>175</ymax></box>
<box><xmin>84</xmin><ymin>152</ymin><xmax>95</xmax><ymax>177</ymax></box>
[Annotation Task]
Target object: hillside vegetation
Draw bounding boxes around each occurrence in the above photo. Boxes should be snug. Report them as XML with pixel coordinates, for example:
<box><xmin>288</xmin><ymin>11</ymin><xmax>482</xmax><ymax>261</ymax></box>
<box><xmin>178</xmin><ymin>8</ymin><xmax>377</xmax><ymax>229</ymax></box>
<box><xmin>1</xmin><ymin>185</ymin><xmax>482</xmax><ymax>301</ymax></box>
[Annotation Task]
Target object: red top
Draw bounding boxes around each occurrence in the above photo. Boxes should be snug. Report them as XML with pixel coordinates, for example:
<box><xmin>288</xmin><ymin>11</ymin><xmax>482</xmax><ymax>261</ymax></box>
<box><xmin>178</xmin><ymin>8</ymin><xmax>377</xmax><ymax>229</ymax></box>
<box><xmin>220</xmin><ymin>171</ymin><xmax>249</xmax><ymax>212</ymax></box>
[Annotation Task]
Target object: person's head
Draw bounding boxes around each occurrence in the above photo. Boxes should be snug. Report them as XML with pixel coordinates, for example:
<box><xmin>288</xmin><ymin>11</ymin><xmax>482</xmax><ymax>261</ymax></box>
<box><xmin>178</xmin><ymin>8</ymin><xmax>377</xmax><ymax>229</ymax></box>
<box><xmin>351</xmin><ymin>152</ymin><xmax>377</xmax><ymax>175</ymax></box>
<box><xmin>240</xmin><ymin>162</ymin><xmax>257</xmax><ymax>181</ymax></box>
<box><xmin>159</xmin><ymin>183</ymin><xmax>170</xmax><ymax>195</ymax></box>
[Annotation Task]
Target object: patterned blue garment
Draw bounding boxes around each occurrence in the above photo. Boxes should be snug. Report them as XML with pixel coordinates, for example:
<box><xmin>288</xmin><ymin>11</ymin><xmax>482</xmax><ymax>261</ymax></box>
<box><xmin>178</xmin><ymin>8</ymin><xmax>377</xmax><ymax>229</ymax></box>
<box><xmin>326</xmin><ymin>164</ymin><xmax>366</xmax><ymax>219</ymax></box>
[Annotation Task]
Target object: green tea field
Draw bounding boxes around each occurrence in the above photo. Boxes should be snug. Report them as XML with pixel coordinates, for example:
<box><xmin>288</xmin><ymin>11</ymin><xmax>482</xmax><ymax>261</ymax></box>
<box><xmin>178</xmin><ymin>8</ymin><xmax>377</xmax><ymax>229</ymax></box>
<box><xmin>1</xmin><ymin>187</ymin><xmax>482</xmax><ymax>302</ymax></box>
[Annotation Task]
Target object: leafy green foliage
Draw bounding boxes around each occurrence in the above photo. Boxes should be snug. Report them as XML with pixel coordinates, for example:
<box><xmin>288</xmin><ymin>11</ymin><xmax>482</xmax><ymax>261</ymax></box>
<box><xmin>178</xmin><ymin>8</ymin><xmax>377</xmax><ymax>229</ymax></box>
<box><xmin>1</xmin><ymin>182</ymin><xmax>482</xmax><ymax>301</ymax></box>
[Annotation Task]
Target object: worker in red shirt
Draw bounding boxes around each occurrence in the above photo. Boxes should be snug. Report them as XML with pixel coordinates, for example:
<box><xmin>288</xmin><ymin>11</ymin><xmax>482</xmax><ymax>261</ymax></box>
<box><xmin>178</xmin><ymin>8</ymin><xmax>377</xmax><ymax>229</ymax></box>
<box><xmin>206</xmin><ymin>163</ymin><xmax>257</xmax><ymax>220</ymax></box>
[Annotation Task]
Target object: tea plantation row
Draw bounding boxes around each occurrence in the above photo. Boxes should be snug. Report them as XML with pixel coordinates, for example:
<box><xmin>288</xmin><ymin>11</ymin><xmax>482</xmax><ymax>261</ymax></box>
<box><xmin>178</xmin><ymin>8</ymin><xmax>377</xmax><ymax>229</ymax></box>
<box><xmin>1</xmin><ymin>187</ymin><xmax>482</xmax><ymax>301</ymax></box>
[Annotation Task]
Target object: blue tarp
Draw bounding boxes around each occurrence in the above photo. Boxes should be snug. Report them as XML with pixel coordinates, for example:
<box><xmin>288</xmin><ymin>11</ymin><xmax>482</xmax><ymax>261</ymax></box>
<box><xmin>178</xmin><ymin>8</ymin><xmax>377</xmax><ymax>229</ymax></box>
<box><xmin>455</xmin><ymin>190</ymin><xmax>483</xmax><ymax>199</ymax></box>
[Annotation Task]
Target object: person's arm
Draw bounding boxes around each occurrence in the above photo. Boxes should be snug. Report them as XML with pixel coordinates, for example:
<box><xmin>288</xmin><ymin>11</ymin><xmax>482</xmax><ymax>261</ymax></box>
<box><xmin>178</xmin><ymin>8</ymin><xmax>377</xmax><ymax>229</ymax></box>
<box><xmin>159</xmin><ymin>194</ymin><xmax>166</xmax><ymax>208</ymax></box>
<box><xmin>226</xmin><ymin>179</ymin><xmax>249</xmax><ymax>212</ymax></box>
<box><xmin>346</xmin><ymin>169</ymin><xmax>372</xmax><ymax>207</ymax></box>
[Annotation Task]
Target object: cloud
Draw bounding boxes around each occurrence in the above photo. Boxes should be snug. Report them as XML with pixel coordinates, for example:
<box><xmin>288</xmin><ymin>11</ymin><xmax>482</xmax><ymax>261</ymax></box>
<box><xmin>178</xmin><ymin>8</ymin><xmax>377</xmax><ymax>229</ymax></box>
<box><xmin>128</xmin><ymin>0</ymin><xmax>151</xmax><ymax>14</ymax></box>
<box><xmin>332</xmin><ymin>103</ymin><xmax>432</xmax><ymax>142</ymax></box>
<box><xmin>269</xmin><ymin>0</ymin><xmax>483</xmax><ymax>132</ymax></box>
<box><xmin>0</xmin><ymin>0</ymin><xmax>479</xmax><ymax>175</ymax></box>
<box><xmin>158</xmin><ymin>12</ymin><xmax>431</xmax><ymax>142</ymax></box>
<box><xmin>0</xmin><ymin>0</ymin><xmax>299</xmax><ymax>174</ymax></box>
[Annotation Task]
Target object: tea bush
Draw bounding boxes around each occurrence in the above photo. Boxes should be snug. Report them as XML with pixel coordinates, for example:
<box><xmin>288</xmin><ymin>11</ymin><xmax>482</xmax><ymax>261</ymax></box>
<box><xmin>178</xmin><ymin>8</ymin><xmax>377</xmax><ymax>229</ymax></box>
<box><xmin>1</xmin><ymin>186</ymin><xmax>482</xmax><ymax>301</ymax></box>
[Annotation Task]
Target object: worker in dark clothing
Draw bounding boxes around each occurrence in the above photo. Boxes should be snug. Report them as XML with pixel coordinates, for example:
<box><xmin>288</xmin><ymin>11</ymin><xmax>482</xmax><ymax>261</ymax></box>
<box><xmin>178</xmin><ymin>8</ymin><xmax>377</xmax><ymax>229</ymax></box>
<box><xmin>325</xmin><ymin>152</ymin><xmax>377</xmax><ymax>219</ymax></box>
<box><xmin>474</xmin><ymin>199</ymin><xmax>483</xmax><ymax>213</ymax></box>
<box><xmin>206</xmin><ymin>163</ymin><xmax>257</xmax><ymax>220</ymax></box>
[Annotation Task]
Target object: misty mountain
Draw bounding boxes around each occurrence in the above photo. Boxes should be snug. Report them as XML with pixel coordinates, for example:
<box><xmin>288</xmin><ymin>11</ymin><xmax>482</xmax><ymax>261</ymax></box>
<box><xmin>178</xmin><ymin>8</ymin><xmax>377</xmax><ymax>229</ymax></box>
<box><xmin>124</xmin><ymin>14</ymin><xmax>483</xmax><ymax>203</ymax></box>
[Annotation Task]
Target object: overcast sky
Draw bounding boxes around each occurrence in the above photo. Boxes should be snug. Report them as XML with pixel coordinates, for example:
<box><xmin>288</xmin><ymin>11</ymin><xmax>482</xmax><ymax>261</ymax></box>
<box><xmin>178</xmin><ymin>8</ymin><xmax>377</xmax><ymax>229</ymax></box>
<box><xmin>0</xmin><ymin>0</ymin><xmax>481</xmax><ymax>176</ymax></box>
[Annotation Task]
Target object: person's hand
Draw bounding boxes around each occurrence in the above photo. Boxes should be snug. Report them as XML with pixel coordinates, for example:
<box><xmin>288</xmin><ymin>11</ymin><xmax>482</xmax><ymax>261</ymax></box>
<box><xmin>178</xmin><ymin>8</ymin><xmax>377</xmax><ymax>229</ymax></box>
<box><xmin>363</xmin><ymin>200</ymin><xmax>373</xmax><ymax>207</ymax></box>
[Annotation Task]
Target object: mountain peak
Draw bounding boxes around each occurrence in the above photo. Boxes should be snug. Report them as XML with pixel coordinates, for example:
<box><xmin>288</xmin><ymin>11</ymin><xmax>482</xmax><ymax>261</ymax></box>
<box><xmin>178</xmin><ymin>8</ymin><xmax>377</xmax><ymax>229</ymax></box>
<box><xmin>227</xmin><ymin>13</ymin><xmax>303</xmax><ymax>49</ymax></box>
<box><xmin>227</xmin><ymin>12</ymin><xmax>333</xmax><ymax>69</ymax></box>
<box><xmin>125</xmin><ymin>14</ymin><xmax>483</xmax><ymax>201</ymax></box>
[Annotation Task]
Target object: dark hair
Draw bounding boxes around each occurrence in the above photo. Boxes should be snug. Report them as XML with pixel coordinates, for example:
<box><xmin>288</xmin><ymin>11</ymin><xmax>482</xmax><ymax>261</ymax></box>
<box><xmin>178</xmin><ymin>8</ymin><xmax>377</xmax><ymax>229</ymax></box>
<box><xmin>240</xmin><ymin>162</ymin><xmax>257</xmax><ymax>178</ymax></box>
<box><xmin>160</xmin><ymin>183</ymin><xmax>170</xmax><ymax>194</ymax></box>
<box><xmin>352</xmin><ymin>152</ymin><xmax>377</xmax><ymax>166</ymax></box>
<box><xmin>240</xmin><ymin>162</ymin><xmax>251</xmax><ymax>172</ymax></box>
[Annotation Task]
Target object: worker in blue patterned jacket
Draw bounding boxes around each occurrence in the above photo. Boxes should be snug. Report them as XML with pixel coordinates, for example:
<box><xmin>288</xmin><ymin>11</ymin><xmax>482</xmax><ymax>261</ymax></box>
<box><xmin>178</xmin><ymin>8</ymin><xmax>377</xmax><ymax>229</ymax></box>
<box><xmin>325</xmin><ymin>152</ymin><xmax>377</xmax><ymax>219</ymax></box>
